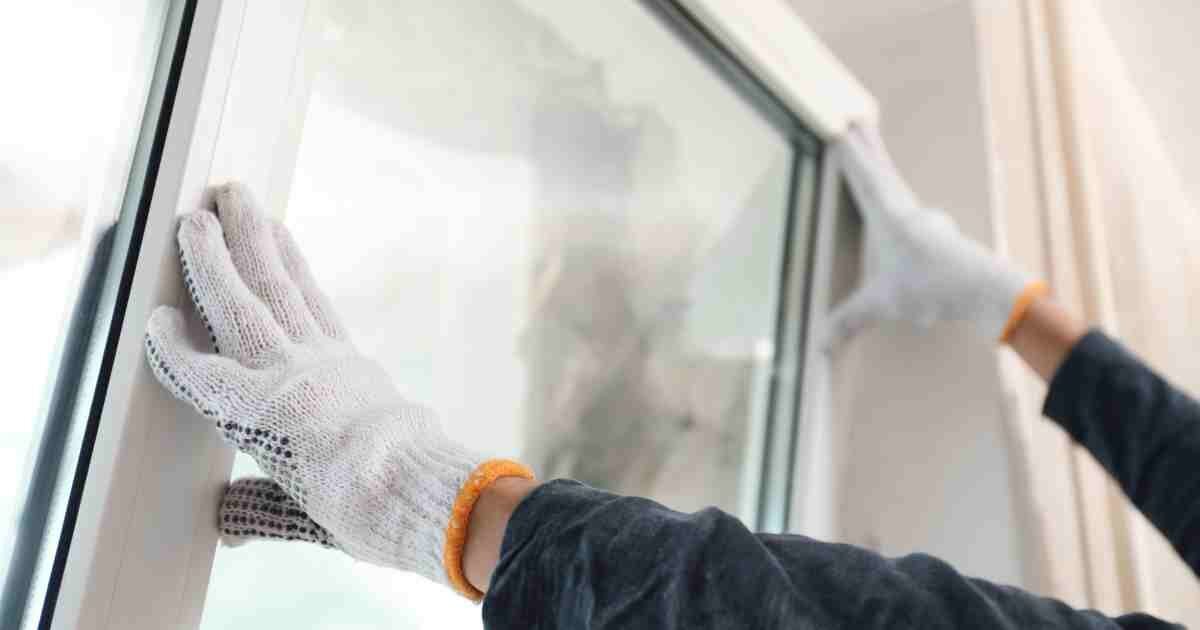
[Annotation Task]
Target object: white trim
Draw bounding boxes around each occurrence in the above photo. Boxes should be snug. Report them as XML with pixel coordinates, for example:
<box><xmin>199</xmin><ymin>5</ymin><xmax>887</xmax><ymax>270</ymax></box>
<box><xmin>678</xmin><ymin>0</ymin><xmax>878</xmax><ymax>137</ymax></box>
<box><xmin>56</xmin><ymin>1</ymin><xmax>316</xmax><ymax>627</ymax></box>
<box><xmin>756</xmin><ymin>154</ymin><xmax>821</xmax><ymax>532</ymax></box>
<box><xmin>51</xmin><ymin>2</ymin><xmax>246</xmax><ymax>629</ymax></box>
<box><xmin>788</xmin><ymin>149</ymin><xmax>847</xmax><ymax>539</ymax></box>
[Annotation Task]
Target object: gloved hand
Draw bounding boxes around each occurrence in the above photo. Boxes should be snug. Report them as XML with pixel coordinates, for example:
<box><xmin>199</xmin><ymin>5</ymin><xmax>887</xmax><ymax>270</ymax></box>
<box><xmin>824</xmin><ymin>125</ymin><xmax>1046</xmax><ymax>349</ymax></box>
<box><xmin>145</xmin><ymin>183</ymin><xmax>532</xmax><ymax>601</ymax></box>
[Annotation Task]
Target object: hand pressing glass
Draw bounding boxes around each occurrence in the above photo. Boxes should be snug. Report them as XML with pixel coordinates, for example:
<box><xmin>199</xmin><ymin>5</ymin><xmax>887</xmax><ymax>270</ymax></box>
<box><xmin>144</xmin><ymin>184</ymin><xmax>533</xmax><ymax>601</ymax></box>
<box><xmin>824</xmin><ymin>125</ymin><xmax>1047</xmax><ymax>348</ymax></box>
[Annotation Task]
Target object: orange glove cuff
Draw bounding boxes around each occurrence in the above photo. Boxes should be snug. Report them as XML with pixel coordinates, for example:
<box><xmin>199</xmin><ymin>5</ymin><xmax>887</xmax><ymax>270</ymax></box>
<box><xmin>443</xmin><ymin>459</ymin><xmax>536</xmax><ymax>602</ymax></box>
<box><xmin>999</xmin><ymin>281</ymin><xmax>1050</xmax><ymax>344</ymax></box>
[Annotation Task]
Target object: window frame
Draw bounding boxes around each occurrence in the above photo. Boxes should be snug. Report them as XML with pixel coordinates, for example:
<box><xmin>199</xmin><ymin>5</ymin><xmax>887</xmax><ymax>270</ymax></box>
<box><xmin>647</xmin><ymin>0</ymin><xmax>873</xmax><ymax>534</ymax></box>
<box><xmin>33</xmin><ymin>1</ymin><xmax>876</xmax><ymax>628</ymax></box>
<box><xmin>787</xmin><ymin>151</ymin><xmax>856</xmax><ymax>541</ymax></box>
<box><xmin>44</xmin><ymin>1</ymin><xmax>249</xmax><ymax>629</ymax></box>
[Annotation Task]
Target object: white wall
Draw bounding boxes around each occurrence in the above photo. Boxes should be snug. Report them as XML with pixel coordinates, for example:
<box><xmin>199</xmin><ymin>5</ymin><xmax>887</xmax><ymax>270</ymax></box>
<box><xmin>1095</xmin><ymin>0</ymin><xmax>1200</xmax><ymax>213</ymax></box>
<box><xmin>1088</xmin><ymin>2</ymin><xmax>1200</xmax><ymax>620</ymax></box>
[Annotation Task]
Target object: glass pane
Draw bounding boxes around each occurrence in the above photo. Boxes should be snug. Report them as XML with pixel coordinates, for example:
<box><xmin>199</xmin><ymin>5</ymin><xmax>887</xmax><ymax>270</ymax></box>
<box><xmin>200</xmin><ymin>1</ymin><xmax>810</xmax><ymax>628</ymax></box>
<box><xmin>0</xmin><ymin>0</ymin><xmax>172</xmax><ymax>626</ymax></box>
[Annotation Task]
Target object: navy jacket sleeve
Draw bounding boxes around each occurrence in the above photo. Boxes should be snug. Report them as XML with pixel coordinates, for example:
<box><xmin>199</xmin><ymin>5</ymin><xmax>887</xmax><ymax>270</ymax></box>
<box><xmin>1043</xmin><ymin>330</ymin><xmax>1200</xmax><ymax>576</ymax></box>
<box><xmin>480</xmin><ymin>329</ymin><xmax>1199</xmax><ymax>629</ymax></box>
<box><xmin>483</xmin><ymin>481</ymin><xmax>1182</xmax><ymax>629</ymax></box>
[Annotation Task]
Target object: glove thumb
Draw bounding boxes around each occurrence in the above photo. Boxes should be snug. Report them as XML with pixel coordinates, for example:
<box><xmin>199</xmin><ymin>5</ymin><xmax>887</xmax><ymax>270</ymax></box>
<box><xmin>822</xmin><ymin>284</ymin><xmax>889</xmax><ymax>353</ymax></box>
<box><xmin>219</xmin><ymin>477</ymin><xmax>336</xmax><ymax>549</ymax></box>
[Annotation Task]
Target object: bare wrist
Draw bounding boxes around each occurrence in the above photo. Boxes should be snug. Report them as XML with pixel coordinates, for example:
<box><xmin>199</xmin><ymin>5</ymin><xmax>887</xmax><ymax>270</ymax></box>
<box><xmin>462</xmin><ymin>476</ymin><xmax>539</xmax><ymax>595</ymax></box>
<box><xmin>1007</xmin><ymin>295</ymin><xmax>1087</xmax><ymax>381</ymax></box>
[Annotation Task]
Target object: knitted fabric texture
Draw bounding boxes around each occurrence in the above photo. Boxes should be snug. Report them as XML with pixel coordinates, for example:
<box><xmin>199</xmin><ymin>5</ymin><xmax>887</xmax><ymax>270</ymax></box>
<box><xmin>825</xmin><ymin>126</ymin><xmax>1037</xmax><ymax>348</ymax></box>
<box><xmin>220</xmin><ymin>477</ymin><xmax>336</xmax><ymax>548</ymax></box>
<box><xmin>220</xmin><ymin>460</ymin><xmax>534</xmax><ymax>601</ymax></box>
<box><xmin>145</xmin><ymin>183</ymin><xmax>488</xmax><ymax>589</ymax></box>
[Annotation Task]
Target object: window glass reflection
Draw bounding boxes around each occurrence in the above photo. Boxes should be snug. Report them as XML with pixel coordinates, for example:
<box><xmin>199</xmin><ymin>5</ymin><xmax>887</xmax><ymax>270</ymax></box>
<box><xmin>0</xmin><ymin>1</ymin><xmax>168</xmax><ymax>616</ymax></box>
<box><xmin>201</xmin><ymin>1</ymin><xmax>803</xmax><ymax>627</ymax></box>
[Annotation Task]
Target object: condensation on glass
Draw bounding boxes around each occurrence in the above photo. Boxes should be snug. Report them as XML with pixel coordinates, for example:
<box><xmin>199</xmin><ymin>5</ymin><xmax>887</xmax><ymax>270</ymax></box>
<box><xmin>0</xmin><ymin>1</ymin><xmax>172</xmax><ymax>627</ymax></box>
<box><xmin>200</xmin><ymin>1</ymin><xmax>811</xmax><ymax>628</ymax></box>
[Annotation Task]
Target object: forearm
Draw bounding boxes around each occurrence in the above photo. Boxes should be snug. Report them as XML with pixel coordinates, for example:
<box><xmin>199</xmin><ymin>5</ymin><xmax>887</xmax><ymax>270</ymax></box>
<box><xmin>482</xmin><ymin>480</ymin><xmax>1175</xmax><ymax>629</ymax></box>
<box><xmin>1007</xmin><ymin>295</ymin><xmax>1200</xmax><ymax>575</ymax></box>
<box><xmin>1040</xmin><ymin>330</ymin><xmax>1200</xmax><ymax>576</ymax></box>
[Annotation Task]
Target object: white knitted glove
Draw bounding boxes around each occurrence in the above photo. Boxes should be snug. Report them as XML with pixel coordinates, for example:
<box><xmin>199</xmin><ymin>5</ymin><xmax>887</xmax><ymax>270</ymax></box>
<box><xmin>144</xmin><ymin>183</ymin><xmax>532</xmax><ymax>600</ymax></box>
<box><xmin>824</xmin><ymin>125</ymin><xmax>1045</xmax><ymax>350</ymax></box>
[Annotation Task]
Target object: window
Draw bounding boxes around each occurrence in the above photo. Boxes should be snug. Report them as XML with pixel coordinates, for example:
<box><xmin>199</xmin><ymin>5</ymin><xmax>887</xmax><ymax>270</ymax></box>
<box><xmin>200</xmin><ymin>1</ymin><xmax>817</xmax><ymax>626</ymax></box>
<box><xmin>0</xmin><ymin>1</ymin><xmax>183</xmax><ymax>628</ymax></box>
<box><xmin>0</xmin><ymin>1</ymin><xmax>873</xmax><ymax>628</ymax></box>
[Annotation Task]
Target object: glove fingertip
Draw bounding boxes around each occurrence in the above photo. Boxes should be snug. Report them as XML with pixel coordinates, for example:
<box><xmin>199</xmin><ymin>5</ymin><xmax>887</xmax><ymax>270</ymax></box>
<box><xmin>821</xmin><ymin>318</ymin><xmax>862</xmax><ymax>356</ymax></box>
<box><xmin>822</xmin><ymin>287</ymin><xmax>885</xmax><ymax>354</ymax></box>
<box><xmin>145</xmin><ymin>305</ymin><xmax>186</xmax><ymax>353</ymax></box>
<box><xmin>212</xmin><ymin>180</ymin><xmax>252</xmax><ymax>207</ymax></box>
<box><xmin>178</xmin><ymin>205</ymin><xmax>221</xmax><ymax>237</ymax></box>
<box><xmin>211</xmin><ymin>181</ymin><xmax>267</xmax><ymax>238</ymax></box>
<box><xmin>147</xmin><ymin>303</ymin><xmax>184</xmax><ymax>329</ymax></box>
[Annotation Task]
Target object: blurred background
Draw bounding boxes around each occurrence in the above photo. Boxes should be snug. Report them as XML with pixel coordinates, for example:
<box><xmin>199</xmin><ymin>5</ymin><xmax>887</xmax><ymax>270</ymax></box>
<box><xmin>1</xmin><ymin>0</ymin><xmax>1197</xmax><ymax>628</ymax></box>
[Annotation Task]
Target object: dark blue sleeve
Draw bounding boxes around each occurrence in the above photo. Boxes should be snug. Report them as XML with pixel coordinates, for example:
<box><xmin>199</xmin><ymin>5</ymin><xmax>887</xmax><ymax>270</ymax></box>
<box><xmin>1043</xmin><ymin>330</ymin><xmax>1200</xmax><ymax>577</ymax></box>
<box><xmin>482</xmin><ymin>480</ymin><xmax>1181</xmax><ymax>629</ymax></box>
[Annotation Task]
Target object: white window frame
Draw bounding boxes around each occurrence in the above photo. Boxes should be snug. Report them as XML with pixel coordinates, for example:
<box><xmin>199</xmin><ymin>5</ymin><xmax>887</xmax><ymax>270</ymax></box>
<box><xmin>39</xmin><ymin>1</ymin><xmax>876</xmax><ymax>628</ymax></box>
<box><xmin>679</xmin><ymin>0</ymin><xmax>874</xmax><ymax>539</ymax></box>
